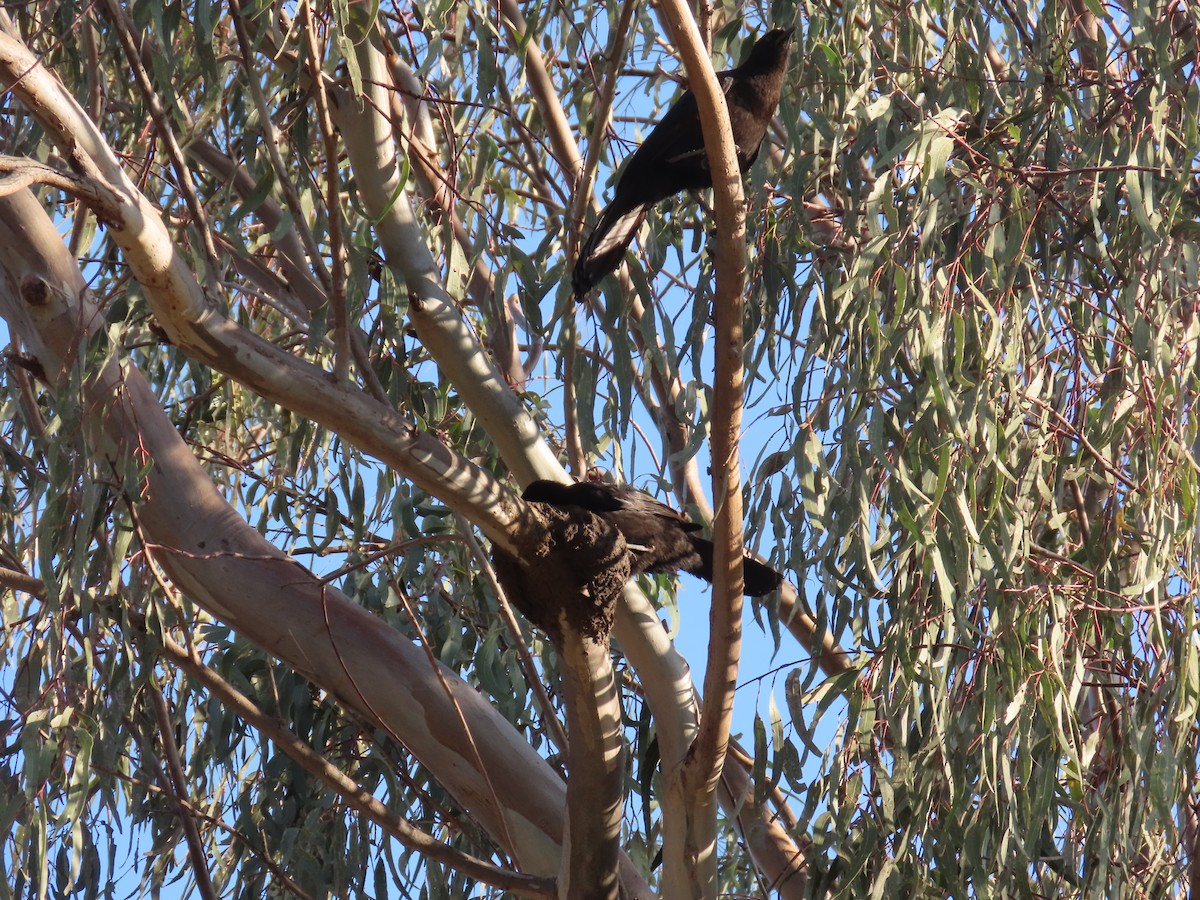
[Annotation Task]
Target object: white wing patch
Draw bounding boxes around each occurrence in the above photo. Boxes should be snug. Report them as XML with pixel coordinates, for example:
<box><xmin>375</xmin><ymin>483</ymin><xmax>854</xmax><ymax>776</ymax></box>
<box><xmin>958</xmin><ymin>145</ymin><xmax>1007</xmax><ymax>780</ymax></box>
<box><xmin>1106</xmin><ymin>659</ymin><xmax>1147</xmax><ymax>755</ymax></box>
<box><xmin>591</xmin><ymin>207</ymin><xmax>647</xmax><ymax>257</ymax></box>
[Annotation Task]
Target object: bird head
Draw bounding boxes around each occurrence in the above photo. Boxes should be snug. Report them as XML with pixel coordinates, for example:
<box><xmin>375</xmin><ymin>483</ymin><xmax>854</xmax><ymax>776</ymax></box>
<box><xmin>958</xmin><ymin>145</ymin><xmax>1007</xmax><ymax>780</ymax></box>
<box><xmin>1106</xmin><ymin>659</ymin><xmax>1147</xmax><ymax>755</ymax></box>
<box><xmin>742</xmin><ymin>26</ymin><xmax>796</xmax><ymax>70</ymax></box>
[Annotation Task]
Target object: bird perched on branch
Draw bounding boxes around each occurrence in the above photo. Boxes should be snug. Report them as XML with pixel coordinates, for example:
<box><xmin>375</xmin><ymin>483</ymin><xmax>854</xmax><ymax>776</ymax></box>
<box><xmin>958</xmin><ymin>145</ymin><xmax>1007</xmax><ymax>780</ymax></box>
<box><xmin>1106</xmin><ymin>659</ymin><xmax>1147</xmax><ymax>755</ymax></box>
<box><xmin>572</xmin><ymin>26</ymin><xmax>795</xmax><ymax>298</ymax></box>
<box><xmin>522</xmin><ymin>479</ymin><xmax>782</xmax><ymax>597</ymax></box>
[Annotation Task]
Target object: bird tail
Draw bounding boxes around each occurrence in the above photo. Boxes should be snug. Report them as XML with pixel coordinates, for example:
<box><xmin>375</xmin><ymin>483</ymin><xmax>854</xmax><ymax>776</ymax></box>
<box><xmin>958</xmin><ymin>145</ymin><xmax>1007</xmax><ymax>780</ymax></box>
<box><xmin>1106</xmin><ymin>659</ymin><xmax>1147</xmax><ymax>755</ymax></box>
<box><xmin>572</xmin><ymin>200</ymin><xmax>650</xmax><ymax>298</ymax></box>
<box><xmin>689</xmin><ymin>538</ymin><xmax>783</xmax><ymax>597</ymax></box>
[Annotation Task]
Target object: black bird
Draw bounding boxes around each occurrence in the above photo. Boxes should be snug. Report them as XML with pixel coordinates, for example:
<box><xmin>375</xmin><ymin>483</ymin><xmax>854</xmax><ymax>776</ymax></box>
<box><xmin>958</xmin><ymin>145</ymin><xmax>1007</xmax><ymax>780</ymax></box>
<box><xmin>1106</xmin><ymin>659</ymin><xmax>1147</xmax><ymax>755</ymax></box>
<box><xmin>572</xmin><ymin>27</ymin><xmax>795</xmax><ymax>298</ymax></box>
<box><xmin>523</xmin><ymin>479</ymin><xmax>783</xmax><ymax>597</ymax></box>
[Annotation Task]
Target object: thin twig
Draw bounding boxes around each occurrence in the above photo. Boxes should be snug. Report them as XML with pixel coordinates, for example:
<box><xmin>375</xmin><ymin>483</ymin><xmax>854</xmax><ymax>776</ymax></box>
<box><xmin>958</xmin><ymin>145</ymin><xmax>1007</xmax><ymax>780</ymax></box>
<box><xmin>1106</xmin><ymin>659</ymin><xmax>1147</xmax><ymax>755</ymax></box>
<box><xmin>300</xmin><ymin>0</ymin><xmax>351</xmax><ymax>381</ymax></box>
<box><xmin>98</xmin><ymin>0</ymin><xmax>222</xmax><ymax>293</ymax></box>
<box><xmin>155</xmin><ymin>631</ymin><xmax>554</xmax><ymax>896</ymax></box>
<box><xmin>145</xmin><ymin>675</ymin><xmax>219</xmax><ymax>900</ymax></box>
<box><xmin>454</xmin><ymin>513</ymin><xmax>570</xmax><ymax>756</ymax></box>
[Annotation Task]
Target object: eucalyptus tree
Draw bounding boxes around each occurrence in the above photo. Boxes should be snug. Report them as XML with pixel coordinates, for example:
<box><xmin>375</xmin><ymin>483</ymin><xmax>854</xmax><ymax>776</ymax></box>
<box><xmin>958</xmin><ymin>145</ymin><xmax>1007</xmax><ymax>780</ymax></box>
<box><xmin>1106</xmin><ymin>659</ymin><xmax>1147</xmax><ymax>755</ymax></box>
<box><xmin>0</xmin><ymin>0</ymin><xmax>1197</xmax><ymax>897</ymax></box>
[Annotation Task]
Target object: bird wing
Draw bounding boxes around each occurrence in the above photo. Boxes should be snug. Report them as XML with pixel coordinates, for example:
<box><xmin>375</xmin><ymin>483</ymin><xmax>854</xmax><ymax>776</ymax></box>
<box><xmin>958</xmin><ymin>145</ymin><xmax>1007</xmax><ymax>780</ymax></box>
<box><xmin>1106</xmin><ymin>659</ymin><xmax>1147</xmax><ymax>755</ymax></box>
<box><xmin>521</xmin><ymin>479</ymin><xmax>618</xmax><ymax>509</ymax></box>
<box><xmin>631</xmin><ymin>70</ymin><xmax>739</xmax><ymax>168</ymax></box>
<box><xmin>535</xmin><ymin>480</ymin><xmax>702</xmax><ymax>532</ymax></box>
<box><xmin>574</xmin><ymin>65</ymin><xmax>757</xmax><ymax>296</ymax></box>
<box><xmin>611</xmin><ymin>489</ymin><xmax>704</xmax><ymax>533</ymax></box>
<box><xmin>581</xmin><ymin>203</ymin><xmax>649</xmax><ymax>263</ymax></box>
<box><xmin>623</xmin><ymin>86</ymin><xmax>703</xmax><ymax>170</ymax></box>
<box><xmin>643</xmin><ymin>67</ymin><xmax>753</xmax><ymax>168</ymax></box>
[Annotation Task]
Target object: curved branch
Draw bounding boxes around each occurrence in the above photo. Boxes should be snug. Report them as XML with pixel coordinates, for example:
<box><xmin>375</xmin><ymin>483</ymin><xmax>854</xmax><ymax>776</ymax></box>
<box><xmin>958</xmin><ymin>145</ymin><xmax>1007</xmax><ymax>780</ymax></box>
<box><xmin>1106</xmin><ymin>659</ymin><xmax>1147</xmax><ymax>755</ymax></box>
<box><xmin>0</xmin><ymin>29</ymin><xmax>534</xmax><ymax>555</ymax></box>
<box><xmin>0</xmin><ymin>565</ymin><xmax>44</xmax><ymax>596</ymax></box>
<box><xmin>381</xmin><ymin>46</ymin><xmax>524</xmax><ymax>384</ymax></box>
<box><xmin>0</xmin><ymin>186</ymin><xmax>581</xmax><ymax>887</ymax></box>
<box><xmin>652</xmin><ymin>6</ymin><xmax>749</xmax><ymax>895</ymax></box>
<box><xmin>156</xmin><ymin>630</ymin><xmax>556</xmax><ymax>897</ymax></box>
<box><xmin>334</xmin><ymin>32</ymin><xmax>564</xmax><ymax>487</ymax></box>
<box><xmin>556</xmin><ymin>632</ymin><xmax>625</xmax><ymax>899</ymax></box>
<box><xmin>0</xmin><ymin>155</ymin><xmax>111</xmax><ymax>200</ymax></box>
<box><xmin>145</xmin><ymin>676</ymin><xmax>219</xmax><ymax>900</ymax></box>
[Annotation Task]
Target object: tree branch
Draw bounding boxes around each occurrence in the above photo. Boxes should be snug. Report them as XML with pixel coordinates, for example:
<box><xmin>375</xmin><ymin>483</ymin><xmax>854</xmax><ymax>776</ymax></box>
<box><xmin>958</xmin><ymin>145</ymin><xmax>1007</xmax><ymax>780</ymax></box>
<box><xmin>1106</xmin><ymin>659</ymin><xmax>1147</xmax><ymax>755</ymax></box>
<box><xmin>153</xmin><ymin>630</ymin><xmax>555</xmax><ymax>897</ymax></box>
<box><xmin>0</xmin><ymin>154</ymin><xmax>113</xmax><ymax>203</ymax></box>
<box><xmin>145</xmin><ymin>675</ymin><xmax>219</xmax><ymax>900</ymax></box>
<box><xmin>566</xmin><ymin>0</ymin><xmax>638</xmax><ymax>259</ymax></box>
<box><xmin>381</xmin><ymin>48</ymin><xmax>526</xmax><ymax>384</ymax></box>
<box><xmin>556</xmin><ymin>631</ymin><xmax>625</xmax><ymax>899</ymax></box>
<box><xmin>0</xmin><ymin>187</ymin><xmax>611</xmax><ymax>886</ymax></box>
<box><xmin>0</xmin><ymin>29</ymin><xmax>534</xmax><ymax>555</ymax></box>
<box><xmin>335</xmin><ymin>30</ymin><xmax>565</xmax><ymax>487</ymax></box>
<box><xmin>184</xmin><ymin>140</ymin><xmax>324</xmax><ymax>315</ymax></box>
<box><xmin>0</xmin><ymin>564</ymin><xmax>45</xmax><ymax>597</ymax></box>
<box><xmin>652</xmin><ymin>7</ymin><xmax>748</xmax><ymax>895</ymax></box>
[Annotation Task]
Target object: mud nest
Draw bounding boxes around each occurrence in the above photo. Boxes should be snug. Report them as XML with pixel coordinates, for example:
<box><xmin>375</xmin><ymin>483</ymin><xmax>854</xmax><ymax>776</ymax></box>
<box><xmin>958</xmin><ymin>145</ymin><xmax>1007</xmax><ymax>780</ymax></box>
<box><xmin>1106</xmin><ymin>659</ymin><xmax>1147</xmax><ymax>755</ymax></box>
<box><xmin>492</xmin><ymin>502</ymin><xmax>631</xmax><ymax>641</ymax></box>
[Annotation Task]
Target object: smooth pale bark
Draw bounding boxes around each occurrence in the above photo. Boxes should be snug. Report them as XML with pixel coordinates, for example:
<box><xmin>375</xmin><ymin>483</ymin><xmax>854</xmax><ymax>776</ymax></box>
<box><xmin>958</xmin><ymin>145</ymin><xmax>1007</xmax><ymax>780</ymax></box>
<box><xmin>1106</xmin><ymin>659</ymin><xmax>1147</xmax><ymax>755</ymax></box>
<box><xmin>154</xmin><ymin>631</ymin><xmax>555</xmax><ymax>897</ymax></box>
<box><xmin>0</xmin><ymin>31</ymin><xmax>532</xmax><ymax>556</ymax></box>
<box><xmin>340</xmin><ymin>49</ymin><xmax>648</xmax><ymax>888</ymax></box>
<box><xmin>556</xmin><ymin>631</ymin><xmax>625</xmax><ymax>900</ymax></box>
<box><xmin>0</xmin><ymin>189</ymin><xmax>560</xmax><ymax>877</ymax></box>
<box><xmin>0</xmin><ymin>189</ymin><xmax>653</xmax><ymax>897</ymax></box>
<box><xmin>0</xmin><ymin>20</ymin><xmax>818</xmax><ymax>898</ymax></box>
<box><xmin>0</xmin><ymin>28</ymin><xmax>650</xmax><ymax>894</ymax></box>
<box><xmin>337</xmin><ymin>34</ymin><xmax>769</xmax><ymax>895</ymax></box>
<box><xmin>612</xmin><ymin>584</ymin><xmax>699</xmax><ymax>896</ymax></box>
<box><xmin>335</xmin><ymin>32</ymin><xmax>563</xmax><ymax>488</ymax></box>
<box><xmin>646</xmin><ymin>3</ymin><xmax>752</xmax><ymax>896</ymax></box>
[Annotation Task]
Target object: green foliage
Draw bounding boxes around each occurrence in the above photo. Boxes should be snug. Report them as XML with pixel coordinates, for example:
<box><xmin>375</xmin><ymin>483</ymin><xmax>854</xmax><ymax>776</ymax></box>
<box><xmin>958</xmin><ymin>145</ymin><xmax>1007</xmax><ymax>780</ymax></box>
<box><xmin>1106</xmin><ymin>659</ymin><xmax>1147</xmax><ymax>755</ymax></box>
<box><xmin>0</xmin><ymin>0</ymin><xmax>1197</xmax><ymax>896</ymax></box>
<box><xmin>763</xmin><ymin>0</ymin><xmax>1200</xmax><ymax>894</ymax></box>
